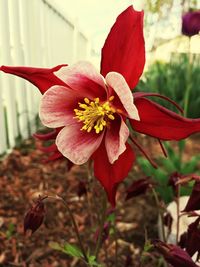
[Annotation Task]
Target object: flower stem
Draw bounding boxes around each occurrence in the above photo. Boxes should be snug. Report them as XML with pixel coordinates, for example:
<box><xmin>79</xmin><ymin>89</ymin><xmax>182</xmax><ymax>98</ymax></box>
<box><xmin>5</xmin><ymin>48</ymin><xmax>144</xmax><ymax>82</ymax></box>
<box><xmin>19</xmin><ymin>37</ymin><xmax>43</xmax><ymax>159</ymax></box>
<box><xmin>151</xmin><ymin>187</ymin><xmax>166</xmax><ymax>242</ymax></box>
<box><xmin>183</xmin><ymin>37</ymin><xmax>192</xmax><ymax>117</ymax></box>
<box><xmin>54</xmin><ymin>195</ymin><xmax>89</xmax><ymax>264</ymax></box>
<box><xmin>175</xmin><ymin>185</ymin><xmax>180</xmax><ymax>244</ymax></box>
<box><xmin>94</xmin><ymin>194</ymin><xmax>107</xmax><ymax>260</ymax></box>
<box><xmin>113</xmin><ymin>221</ymin><xmax>118</xmax><ymax>267</ymax></box>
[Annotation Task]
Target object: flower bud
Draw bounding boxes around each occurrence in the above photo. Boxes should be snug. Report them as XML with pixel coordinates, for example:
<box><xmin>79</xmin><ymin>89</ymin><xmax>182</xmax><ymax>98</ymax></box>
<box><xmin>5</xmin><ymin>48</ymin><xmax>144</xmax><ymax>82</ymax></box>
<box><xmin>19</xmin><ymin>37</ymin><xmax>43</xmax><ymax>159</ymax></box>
<box><xmin>182</xmin><ymin>10</ymin><xmax>200</xmax><ymax>37</ymax></box>
<box><xmin>153</xmin><ymin>240</ymin><xmax>198</xmax><ymax>267</ymax></box>
<box><xmin>24</xmin><ymin>196</ymin><xmax>46</xmax><ymax>234</ymax></box>
<box><xmin>125</xmin><ymin>177</ymin><xmax>151</xmax><ymax>200</ymax></box>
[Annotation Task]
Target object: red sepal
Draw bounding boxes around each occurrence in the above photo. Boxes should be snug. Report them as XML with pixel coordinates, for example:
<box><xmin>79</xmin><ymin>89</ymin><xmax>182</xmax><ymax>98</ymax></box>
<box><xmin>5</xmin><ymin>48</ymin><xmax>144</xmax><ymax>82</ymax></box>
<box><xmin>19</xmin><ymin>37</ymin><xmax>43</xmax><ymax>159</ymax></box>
<box><xmin>93</xmin><ymin>142</ymin><xmax>135</xmax><ymax>206</ymax></box>
<box><xmin>131</xmin><ymin>97</ymin><xmax>200</xmax><ymax>140</ymax></box>
<box><xmin>101</xmin><ymin>6</ymin><xmax>145</xmax><ymax>89</ymax></box>
<box><xmin>0</xmin><ymin>64</ymin><xmax>67</xmax><ymax>94</ymax></box>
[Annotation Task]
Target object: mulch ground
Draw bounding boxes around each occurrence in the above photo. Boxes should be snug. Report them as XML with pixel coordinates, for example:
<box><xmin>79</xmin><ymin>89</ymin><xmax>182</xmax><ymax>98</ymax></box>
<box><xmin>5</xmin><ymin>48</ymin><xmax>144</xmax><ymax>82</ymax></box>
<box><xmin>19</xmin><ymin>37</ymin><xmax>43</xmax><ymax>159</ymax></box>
<box><xmin>0</xmin><ymin>133</ymin><xmax>199</xmax><ymax>267</ymax></box>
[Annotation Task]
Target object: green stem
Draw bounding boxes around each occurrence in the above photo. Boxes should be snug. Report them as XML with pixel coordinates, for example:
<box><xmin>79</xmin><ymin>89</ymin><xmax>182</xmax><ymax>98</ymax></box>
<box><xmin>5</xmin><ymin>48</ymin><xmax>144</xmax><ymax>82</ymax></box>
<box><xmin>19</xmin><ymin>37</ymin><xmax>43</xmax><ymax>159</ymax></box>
<box><xmin>151</xmin><ymin>187</ymin><xmax>166</xmax><ymax>242</ymax></box>
<box><xmin>94</xmin><ymin>194</ymin><xmax>107</xmax><ymax>260</ymax></box>
<box><xmin>55</xmin><ymin>195</ymin><xmax>89</xmax><ymax>264</ymax></box>
<box><xmin>183</xmin><ymin>37</ymin><xmax>192</xmax><ymax>117</ymax></box>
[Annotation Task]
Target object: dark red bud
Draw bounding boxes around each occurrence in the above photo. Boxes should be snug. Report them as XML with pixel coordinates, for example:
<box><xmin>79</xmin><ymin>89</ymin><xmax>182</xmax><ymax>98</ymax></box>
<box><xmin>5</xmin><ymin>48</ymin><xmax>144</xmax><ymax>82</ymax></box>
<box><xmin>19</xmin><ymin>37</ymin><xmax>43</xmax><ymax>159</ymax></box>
<box><xmin>24</xmin><ymin>196</ymin><xmax>46</xmax><ymax>235</ymax></box>
<box><xmin>153</xmin><ymin>240</ymin><xmax>198</xmax><ymax>267</ymax></box>
<box><xmin>125</xmin><ymin>177</ymin><xmax>151</xmax><ymax>201</ymax></box>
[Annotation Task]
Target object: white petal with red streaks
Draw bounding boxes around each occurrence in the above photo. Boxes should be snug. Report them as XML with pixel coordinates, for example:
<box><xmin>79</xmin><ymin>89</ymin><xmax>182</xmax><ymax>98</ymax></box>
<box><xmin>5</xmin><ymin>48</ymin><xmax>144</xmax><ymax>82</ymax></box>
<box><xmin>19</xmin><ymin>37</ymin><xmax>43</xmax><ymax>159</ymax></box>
<box><xmin>40</xmin><ymin>85</ymin><xmax>80</xmax><ymax>128</ymax></box>
<box><xmin>105</xmin><ymin>72</ymin><xmax>140</xmax><ymax>120</ymax></box>
<box><xmin>105</xmin><ymin>118</ymin><xmax>129</xmax><ymax>164</ymax></box>
<box><xmin>55</xmin><ymin>61</ymin><xmax>107</xmax><ymax>99</ymax></box>
<box><xmin>56</xmin><ymin>124</ymin><xmax>104</xmax><ymax>165</ymax></box>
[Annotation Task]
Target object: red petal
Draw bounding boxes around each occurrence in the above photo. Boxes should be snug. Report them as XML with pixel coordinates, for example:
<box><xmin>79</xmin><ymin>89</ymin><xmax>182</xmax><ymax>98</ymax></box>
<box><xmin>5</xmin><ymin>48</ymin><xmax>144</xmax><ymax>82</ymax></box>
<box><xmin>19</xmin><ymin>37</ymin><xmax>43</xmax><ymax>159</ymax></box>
<box><xmin>101</xmin><ymin>6</ymin><xmax>145</xmax><ymax>89</ymax></box>
<box><xmin>93</xmin><ymin>143</ymin><xmax>135</xmax><ymax>206</ymax></box>
<box><xmin>0</xmin><ymin>65</ymin><xmax>67</xmax><ymax>94</ymax></box>
<box><xmin>131</xmin><ymin>97</ymin><xmax>200</xmax><ymax>140</ymax></box>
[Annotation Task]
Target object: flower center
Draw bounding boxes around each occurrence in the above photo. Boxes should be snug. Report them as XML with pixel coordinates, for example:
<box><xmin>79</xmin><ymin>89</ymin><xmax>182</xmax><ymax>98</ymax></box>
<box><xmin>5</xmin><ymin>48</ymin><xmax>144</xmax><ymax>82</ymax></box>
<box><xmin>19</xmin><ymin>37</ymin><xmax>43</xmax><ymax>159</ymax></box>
<box><xmin>74</xmin><ymin>96</ymin><xmax>115</xmax><ymax>134</ymax></box>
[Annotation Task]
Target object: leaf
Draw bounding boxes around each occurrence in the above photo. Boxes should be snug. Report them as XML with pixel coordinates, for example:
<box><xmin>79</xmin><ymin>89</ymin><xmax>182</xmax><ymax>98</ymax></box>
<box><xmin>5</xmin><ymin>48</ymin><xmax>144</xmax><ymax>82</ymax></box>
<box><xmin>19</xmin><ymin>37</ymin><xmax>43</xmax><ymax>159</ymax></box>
<box><xmin>144</xmin><ymin>240</ymin><xmax>153</xmax><ymax>252</ymax></box>
<box><xmin>6</xmin><ymin>223</ymin><xmax>15</xmax><ymax>239</ymax></box>
<box><xmin>49</xmin><ymin>241</ymin><xmax>83</xmax><ymax>259</ymax></box>
<box><xmin>63</xmin><ymin>243</ymin><xmax>83</xmax><ymax>258</ymax></box>
<box><xmin>88</xmin><ymin>255</ymin><xmax>102</xmax><ymax>266</ymax></box>
<box><xmin>49</xmin><ymin>241</ymin><xmax>63</xmax><ymax>251</ymax></box>
<box><xmin>107</xmin><ymin>213</ymin><xmax>116</xmax><ymax>223</ymax></box>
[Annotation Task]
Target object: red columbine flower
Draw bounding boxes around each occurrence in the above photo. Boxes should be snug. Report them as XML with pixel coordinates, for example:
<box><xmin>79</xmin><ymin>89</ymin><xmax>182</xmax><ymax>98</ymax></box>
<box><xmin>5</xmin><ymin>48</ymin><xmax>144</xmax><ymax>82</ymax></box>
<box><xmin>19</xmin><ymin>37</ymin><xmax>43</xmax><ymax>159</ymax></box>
<box><xmin>182</xmin><ymin>10</ymin><xmax>200</xmax><ymax>37</ymax></box>
<box><xmin>39</xmin><ymin>62</ymin><xmax>139</xmax><ymax>165</ymax></box>
<box><xmin>1</xmin><ymin>6</ymin><xmax>200</xmax><ymax>205</ymax></box>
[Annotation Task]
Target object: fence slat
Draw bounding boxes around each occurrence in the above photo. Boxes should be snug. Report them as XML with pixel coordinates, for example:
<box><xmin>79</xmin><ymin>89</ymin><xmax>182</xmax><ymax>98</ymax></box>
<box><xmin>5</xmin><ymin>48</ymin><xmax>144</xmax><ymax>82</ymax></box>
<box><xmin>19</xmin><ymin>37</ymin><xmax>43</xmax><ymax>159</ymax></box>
<box><xmin>0</xmin><ymin>0</ymin><xmax>19</xmax><ymax>149</ymax></box>
<box><xmin>0</xmin><ymin>0</ymin><xmax>91</xmax><ymax>155</ymax></box>
<box><xmin>0</xmin><ymin>79</ymin><xmax>7</xmax><ymax>154</ymax></box>
<box><xmin>9</xmin><ymin>0</ymin><xmax>29</xmax><ymax>139</ymax></box>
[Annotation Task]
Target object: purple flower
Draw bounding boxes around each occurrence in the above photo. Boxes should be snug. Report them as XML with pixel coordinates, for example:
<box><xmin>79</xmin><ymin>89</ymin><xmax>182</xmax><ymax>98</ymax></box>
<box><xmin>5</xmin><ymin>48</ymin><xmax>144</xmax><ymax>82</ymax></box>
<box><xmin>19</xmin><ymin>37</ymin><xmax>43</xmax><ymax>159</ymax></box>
<box><xmin>182</xmin><ymin>10</ymin><xmax>200</xmax><ymax>37</ymax></box>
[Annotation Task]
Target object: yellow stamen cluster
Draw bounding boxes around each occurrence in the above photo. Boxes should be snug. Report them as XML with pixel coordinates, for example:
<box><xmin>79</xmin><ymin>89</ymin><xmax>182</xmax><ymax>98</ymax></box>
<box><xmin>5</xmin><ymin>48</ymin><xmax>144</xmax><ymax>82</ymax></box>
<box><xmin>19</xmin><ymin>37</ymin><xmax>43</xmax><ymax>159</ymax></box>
<box><xmin>74</xmin><ymin>96</ymin><xmax>115</xmax><ymax>134</ymax></box>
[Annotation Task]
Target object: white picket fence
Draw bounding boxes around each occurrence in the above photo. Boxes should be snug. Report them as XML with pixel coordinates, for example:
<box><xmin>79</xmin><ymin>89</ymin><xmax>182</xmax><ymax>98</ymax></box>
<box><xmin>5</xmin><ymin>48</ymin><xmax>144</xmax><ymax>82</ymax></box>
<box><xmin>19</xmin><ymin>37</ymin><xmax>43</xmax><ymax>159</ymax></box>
<box><xmin>0</xmin><ymin>0</ymin><xmax>90</xmax><ymax>155</ymax></box>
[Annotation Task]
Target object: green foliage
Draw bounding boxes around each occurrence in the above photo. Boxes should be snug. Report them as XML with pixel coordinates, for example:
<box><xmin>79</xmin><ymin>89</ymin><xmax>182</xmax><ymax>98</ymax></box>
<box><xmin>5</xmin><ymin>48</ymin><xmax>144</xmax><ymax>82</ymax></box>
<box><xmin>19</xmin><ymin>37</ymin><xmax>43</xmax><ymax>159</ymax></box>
<box><xmin>49</xmin><ymin>242</ymin><xmax>101</xmax><ymax>267</ymax></box>
<box><xmin>87</xmin><ymin>255</ymin><xmax>101</xmax><ymax>267</ymax></box>
<box><xmin>107</xmin><ymin>212</ymin><xmax>116</xmax><ymax>223</ymax></box>
<box><xmin>136</xmin><ymin>53</ymin><xmax>200</xmax><ymax>203</ymax></box>
<box><xmin>137</xmin><ymin>141</ymin><xmax>200</xmax><ymax>203</ymax></box>
<box><xmin>6</xmin><ymin>223</ymin><xmax>15</xmax><ymax>239</ymax></box>
<box><xmin>50</xmin><ymin>242</ymin><xmax>83</xmax><ymax>258</ymax></box>
<box><xmin>137</xmin><ymin>53</ymin><xmax>200</xmax><ymax>118</ymax></box>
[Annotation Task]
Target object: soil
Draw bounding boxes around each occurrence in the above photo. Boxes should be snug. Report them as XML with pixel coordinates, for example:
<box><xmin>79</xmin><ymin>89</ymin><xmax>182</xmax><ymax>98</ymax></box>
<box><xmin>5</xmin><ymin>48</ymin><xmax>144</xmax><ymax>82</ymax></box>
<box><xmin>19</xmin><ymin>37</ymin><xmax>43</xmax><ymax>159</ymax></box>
<box><xmin>0</xmin><ymin>134</ymin><xmax>199</xmax><ymax>267</ymax></box>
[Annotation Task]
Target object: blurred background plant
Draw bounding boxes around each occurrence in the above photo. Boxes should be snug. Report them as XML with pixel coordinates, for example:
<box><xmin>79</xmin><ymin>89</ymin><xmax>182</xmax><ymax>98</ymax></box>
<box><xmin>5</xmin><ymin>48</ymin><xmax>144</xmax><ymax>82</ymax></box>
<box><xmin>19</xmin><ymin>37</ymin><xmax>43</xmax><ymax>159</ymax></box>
<box><xmin>137</xmin><ymin>54</ymin><xmax>200</xmax><ymax>118</ymax></box>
